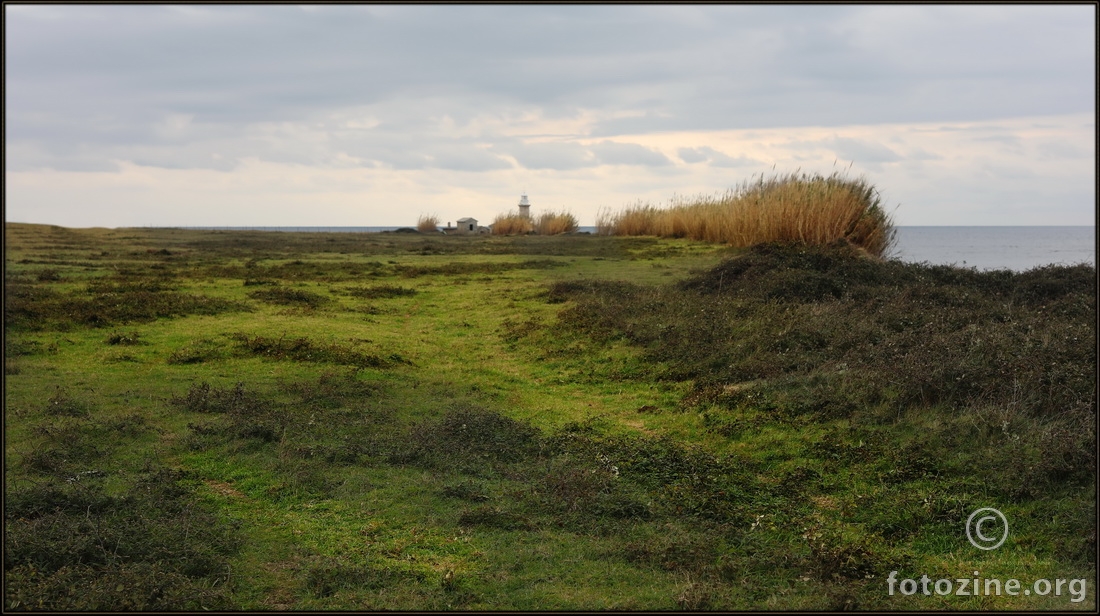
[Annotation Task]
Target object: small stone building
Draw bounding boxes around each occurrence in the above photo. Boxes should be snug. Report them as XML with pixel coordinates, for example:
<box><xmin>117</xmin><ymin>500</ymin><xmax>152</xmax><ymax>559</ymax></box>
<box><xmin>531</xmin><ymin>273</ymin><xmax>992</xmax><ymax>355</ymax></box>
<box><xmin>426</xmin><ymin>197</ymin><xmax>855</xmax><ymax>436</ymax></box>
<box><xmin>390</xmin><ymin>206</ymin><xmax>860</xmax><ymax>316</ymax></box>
<box><xmin>454</xmin><ymin>217</ymin><xmax>478</xmax><ymax>235</ymax></box>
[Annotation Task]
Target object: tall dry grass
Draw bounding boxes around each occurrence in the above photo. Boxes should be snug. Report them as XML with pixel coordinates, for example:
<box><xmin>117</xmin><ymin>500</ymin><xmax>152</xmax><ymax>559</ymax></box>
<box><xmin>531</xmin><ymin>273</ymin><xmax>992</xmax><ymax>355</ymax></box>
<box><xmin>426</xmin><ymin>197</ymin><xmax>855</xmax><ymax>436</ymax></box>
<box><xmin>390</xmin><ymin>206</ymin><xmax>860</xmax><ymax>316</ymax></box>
<box><xmin>493</xmin><ymin>210</ymin><xmax>579</xmax><ymax>235</ymax></box>
<box><xmin>535</xmin><ymin>210</ymin><xmax>579</xmax><ymax>235</ymax></box>
<box><xmin>491</xmin><ymin>213</ymin><xmax>534</xmax><ymax>235</ymax></box>
<box><xmin>596</xmin><ymin>172</ymin><xmax>896</xmax><ymax>257</ymax></box>
<box><xmin>416</xmin><ymin>214</ymin><xmax>440</xmax><ymax>233</ymax></box>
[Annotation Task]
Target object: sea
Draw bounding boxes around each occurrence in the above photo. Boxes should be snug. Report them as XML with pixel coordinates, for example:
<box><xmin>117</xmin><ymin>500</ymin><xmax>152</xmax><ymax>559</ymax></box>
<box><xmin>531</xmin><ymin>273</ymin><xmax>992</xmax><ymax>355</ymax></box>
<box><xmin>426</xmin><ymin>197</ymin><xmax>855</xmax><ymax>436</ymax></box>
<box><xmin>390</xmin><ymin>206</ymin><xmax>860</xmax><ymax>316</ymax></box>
<box><xmin>179</xmin><ymin>226</ymin><xmax>1096</xmax><ymax>273</ymax></box>
<box><xmin>890</xmin><ymin>226</ymin><xmax>1095</xmax><ymax>272</ymax></box>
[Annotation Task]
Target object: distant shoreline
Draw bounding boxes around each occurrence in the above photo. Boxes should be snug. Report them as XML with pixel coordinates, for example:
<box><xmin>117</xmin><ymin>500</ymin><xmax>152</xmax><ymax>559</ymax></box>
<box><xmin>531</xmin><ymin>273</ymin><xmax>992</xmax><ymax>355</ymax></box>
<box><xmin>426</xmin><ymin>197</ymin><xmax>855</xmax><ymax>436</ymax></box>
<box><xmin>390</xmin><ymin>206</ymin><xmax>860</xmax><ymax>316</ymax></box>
<box><xmin>4</xmin><ymin>222</ymin><xmax>1094</xmax><ymax>271</ymax></box>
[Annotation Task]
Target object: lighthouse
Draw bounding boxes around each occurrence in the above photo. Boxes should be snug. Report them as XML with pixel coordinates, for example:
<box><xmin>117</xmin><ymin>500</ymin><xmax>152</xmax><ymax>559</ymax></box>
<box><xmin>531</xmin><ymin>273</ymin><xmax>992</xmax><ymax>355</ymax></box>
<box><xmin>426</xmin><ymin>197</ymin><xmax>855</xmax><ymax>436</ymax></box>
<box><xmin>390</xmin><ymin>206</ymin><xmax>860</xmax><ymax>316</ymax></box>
<box><xmin>518</xmin><ymin>193</ymin><xmax>531</xmax><ymax>219</ymax></box>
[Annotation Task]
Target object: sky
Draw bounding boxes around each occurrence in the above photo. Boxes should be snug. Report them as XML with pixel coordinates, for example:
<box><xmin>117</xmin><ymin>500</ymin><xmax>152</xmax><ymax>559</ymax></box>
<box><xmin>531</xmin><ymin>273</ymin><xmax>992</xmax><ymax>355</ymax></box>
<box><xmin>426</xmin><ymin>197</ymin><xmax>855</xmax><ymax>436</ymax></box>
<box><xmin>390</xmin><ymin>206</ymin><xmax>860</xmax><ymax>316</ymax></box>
<box><xmin>4</xmin><ymin>4</ymin><xmax>1096</xmax><ymax>228</ymax></box>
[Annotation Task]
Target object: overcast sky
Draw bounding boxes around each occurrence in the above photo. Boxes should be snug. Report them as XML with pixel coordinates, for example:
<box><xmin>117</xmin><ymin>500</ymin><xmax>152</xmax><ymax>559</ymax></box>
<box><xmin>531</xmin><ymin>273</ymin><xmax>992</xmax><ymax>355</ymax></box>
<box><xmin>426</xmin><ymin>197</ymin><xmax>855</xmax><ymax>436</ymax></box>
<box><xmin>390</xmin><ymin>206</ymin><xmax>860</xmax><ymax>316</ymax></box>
<box><xmin>5</xmin><ymin>4</ymin><xmax>1096</xmax><ymax>227</ymax></box>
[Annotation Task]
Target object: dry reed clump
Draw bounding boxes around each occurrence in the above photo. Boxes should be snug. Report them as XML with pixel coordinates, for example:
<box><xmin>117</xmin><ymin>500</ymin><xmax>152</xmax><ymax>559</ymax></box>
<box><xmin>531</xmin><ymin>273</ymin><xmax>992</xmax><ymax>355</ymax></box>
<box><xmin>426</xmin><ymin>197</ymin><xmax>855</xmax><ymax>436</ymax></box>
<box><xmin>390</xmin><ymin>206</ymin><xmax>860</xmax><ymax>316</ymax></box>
<box><xmin>492</xmin><ymin>210</ymin><xmax>578</xmax><ymax>235</ymax></box>
<box><xmin>534</xmin><ymin>210</ymin><xmax>580</xmax><ymax>235</ymax></box>
<box><xmin>491</xmin><ymin>213</ymin><xmax>534</xmax><ymax>235</ymax></box>
<box><xmin>596</xmin><ymin>172</ymin><xmax>896</xmax><ymax>257</ymax></box>
<box><xmin>416</xmin><ymin>214</ymin><xmax>440</xmax><ymax>233</ymax></box>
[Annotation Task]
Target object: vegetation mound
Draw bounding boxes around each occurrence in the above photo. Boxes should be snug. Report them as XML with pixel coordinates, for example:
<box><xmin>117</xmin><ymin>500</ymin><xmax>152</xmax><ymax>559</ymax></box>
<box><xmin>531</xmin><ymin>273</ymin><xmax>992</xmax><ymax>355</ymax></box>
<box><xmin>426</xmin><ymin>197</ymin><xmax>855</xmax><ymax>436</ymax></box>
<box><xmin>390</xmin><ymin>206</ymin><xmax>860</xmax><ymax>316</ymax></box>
<box><xmin>5</xmin><ymin>469</ymin><xmax>239</xmax><ymax>611</ymax></box>
<box><xmin>5</xmin><ymin>280</ymin><xmax>248</xmax><ymax>332</ymax></box>
<box><xmin>551</xmin><ymin>242</ymin><xmax>1096</xmax><ymax>499</ymax></box>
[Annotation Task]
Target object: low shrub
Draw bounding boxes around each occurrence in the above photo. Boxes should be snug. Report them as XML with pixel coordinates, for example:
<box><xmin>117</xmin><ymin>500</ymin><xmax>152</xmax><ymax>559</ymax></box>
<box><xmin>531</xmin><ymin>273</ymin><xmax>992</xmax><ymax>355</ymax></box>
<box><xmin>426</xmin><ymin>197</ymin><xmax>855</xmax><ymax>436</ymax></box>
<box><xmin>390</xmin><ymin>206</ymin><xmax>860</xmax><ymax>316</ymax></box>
<box><xmin>278</xmin><ymin>369</ymin><xmax>379</xmax><ymax>410</ymax></box>
<box><xmin>246</xmin><ymin>286</ymin><xmax>331</xmax><ymax>308</ymax></box>
<box><xmin>105</xmin><ymin>330</ymin><xmax>142</xmax><ymax>345</ymax></box>
<box><xmin>227</xmin><ymin>333</ymin><xmax>403</xmax><ymax>368</ymax></box>
<box><xmin>305</xmin><ymin>556</ymin><xmax>423</xmax><ymax>598</ymax></box>
<box><xmin>344</xmin><ymin>285</ymin><xmax>417</xmax><ymax>299</ymax></box>
<box><xmin>35</xmin><ymin>269</ymin><xmax>61</xmax><ymax>282</ymax></box>
<box><xmin>5</xmin><ymin>283</ymin><xmax>248</xmax><ymax>331</ymax></box>
<box><xmin>394</xmin><ymin>259</ymin><xmax>562</xmax><ymax>278</ymax></box>
<box><xmin>550</xmin><ymin>242</ymin><xmax>1096</xmax><ymax>503</ymax></box>
<box><xmin>172</xmin><ymin>381</ymin><xmax>287</xmax><ymax>443</ymax></box>
<box><xmin>4</xmin><ymin>469</ymin><xmax>239</xmax><ymax>611</ymax></box>
<box><xmin>167</xmin><ymin>338</ymin><xmax>228</xmax><ymax>365</ymax></box>
<box><xmin>43</xmin><ymin>389</ymin><xmax>89</xmax><ymax>418</ymax></box>
<box><xmin>439</xmin><ymin>481</ymin><xmax>491</xmax><ymax>502</ymax></box>
<box><xmin>456</xmin><ymin>505</ymin><xmax>536</xmax><ymax>531</ymax></box>
<box><xmin>394</xmin><ymin>404</ymin><xmax>541</xmax><ymax>472</ymax></box>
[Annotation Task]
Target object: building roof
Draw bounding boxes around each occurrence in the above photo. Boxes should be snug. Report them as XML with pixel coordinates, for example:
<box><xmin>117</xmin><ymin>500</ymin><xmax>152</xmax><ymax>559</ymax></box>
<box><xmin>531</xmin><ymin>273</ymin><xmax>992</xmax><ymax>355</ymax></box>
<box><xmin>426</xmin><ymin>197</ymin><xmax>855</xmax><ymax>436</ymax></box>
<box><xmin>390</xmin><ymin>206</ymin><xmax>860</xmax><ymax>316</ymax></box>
<box><xmin>457</xmin><ymin>217</ymin><xmax>477</xmax><ymax>223</ymax></box>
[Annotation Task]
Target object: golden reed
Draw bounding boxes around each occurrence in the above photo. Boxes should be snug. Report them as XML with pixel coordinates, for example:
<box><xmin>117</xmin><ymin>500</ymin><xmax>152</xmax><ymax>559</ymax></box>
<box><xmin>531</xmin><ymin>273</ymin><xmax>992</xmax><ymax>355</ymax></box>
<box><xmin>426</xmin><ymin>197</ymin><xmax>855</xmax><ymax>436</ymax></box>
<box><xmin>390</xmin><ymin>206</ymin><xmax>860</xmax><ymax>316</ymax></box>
<box><xmin>416</xmin><ymin>214</ymin><xmax>440</xmax><ymax>233</ymax></box>
<box><xmin>596</xmin><ymin>172</ymin><xmax>896</xmax><ymax>257</ymax></box>
<box><xmin>492</xmin><ymin>210</ymin><xmax>578</xmax><ymax>235</ymax></box>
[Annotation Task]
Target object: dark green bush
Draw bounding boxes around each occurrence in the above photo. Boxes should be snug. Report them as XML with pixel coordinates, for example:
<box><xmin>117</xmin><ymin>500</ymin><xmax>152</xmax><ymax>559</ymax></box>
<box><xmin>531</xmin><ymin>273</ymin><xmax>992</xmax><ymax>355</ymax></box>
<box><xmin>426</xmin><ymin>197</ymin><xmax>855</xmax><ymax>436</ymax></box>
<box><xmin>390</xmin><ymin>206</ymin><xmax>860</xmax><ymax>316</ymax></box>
<box><xmin>439</xmin><ymin>481</ymin><xmax>491</xmax><ymax>502</ymax></box>
<box><xmin>167</xmin><ymin>338</ymin><xmax>228</xmax><ymax>364</ymax></box>
<box><xmin>394</xmin><ymin>404</ymin><xmax>541</xmax><ymax>472</ymax></box>
<box><xmin>549</xmin><ymin>242</ymin><xmax>1096</xmax><ymax>503</ymax></box>
<box><xmin>394</xmin><ymin>259</ymin><xmax>563</xmax><ymax>278</ymax></box>
<box><xmin>172</xmin><ymin>382</ymin><xmax>287</xmax><ymax>443</ymax></box>
<box><xmin>228</xmin><ymin>333</ymin><xmax>400</xmax><ymax>368</ymax></box>
<box><xmin>4</xmin><ymin>469</ymin><xmax>239</xmax><ymax>611</ymax></box>
<box><xmin>105</xmin><ymin>330</ymin><xmax>142</xmax><ymax>345</ymax></box>
<box><xmin>247</xmin><ymin>286</ymin><xmax>331</xmax><ymax>308</ymax></box>
<box><xmin>278</xmin><ymin>369</ymin><xmax>379</xmax><ymax>410</ymax></box>
<box><xmin>344</xmin><ymin>284</ymin><xmax>417</xmax><ymax>299</ymax></box>
<box><xmin>456</xmin><ymin>505</ymin><xmax>536</xmax><ymax>531</ymax></box>
<box><xmin>304</xmin><ymin>556</ymin><xmax>423</xmax><ymax>598</ymax></box>
<box><xmin>42</xmin><ymin>389</ymin><xmax>89</xmax><ymax>418</ymax></box>
<box><xmin>5</xmin><ymin>281</ymin><xmax>248</xmax><ymax>331</ymax></box>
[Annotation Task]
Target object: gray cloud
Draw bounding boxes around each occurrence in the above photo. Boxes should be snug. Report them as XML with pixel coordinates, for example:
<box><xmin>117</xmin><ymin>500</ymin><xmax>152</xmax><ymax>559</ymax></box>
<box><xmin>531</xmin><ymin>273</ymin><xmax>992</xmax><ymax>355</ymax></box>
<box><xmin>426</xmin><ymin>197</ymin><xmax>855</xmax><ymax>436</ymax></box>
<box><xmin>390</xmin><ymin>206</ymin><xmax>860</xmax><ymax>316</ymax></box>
<box><xmin>590</xmin><ymin>141</ymin><xmax>672</xmax><ymax>167</ymax></box>
<box><xmin>677</xmin><ymin>148</ymin><xmax>707</xmax><ymax>164</ymax></box>
<box><xmin>905</xmin><ymin>147</ymin><xmax>943</xmax><ymax>162</ymax></box>
<box><xmin>678</xmin><ymin>146</ymin><xmax>758</xmax><ymax>167</ymax></box>
<box><xmin>493</xmin><ymin>141</ymin><xmax>596</xmax><ymax>171</ymax></box>
<box><xmin>820</xmin><ymin>137</ymin><xmax>903</xmax><ymax>163</ymax></box>
<box><xmin>7</xmin><ymin>4</ymin><xmax>1094</xmax><ymax>174</ymax></box>
<box><xmin>1036</xmin><ymin>141</ymin><xmax>1093</xmax><ymax>161</ymax></box>
<box><xmin>784</xmin><ymin>136</ymin><xmax>905</xmax><ymax>164</ymax></box>
<box><xmin>423</xmin><ymin>145</ymin><xmax>514</xmax><ymax>173</ymax></box>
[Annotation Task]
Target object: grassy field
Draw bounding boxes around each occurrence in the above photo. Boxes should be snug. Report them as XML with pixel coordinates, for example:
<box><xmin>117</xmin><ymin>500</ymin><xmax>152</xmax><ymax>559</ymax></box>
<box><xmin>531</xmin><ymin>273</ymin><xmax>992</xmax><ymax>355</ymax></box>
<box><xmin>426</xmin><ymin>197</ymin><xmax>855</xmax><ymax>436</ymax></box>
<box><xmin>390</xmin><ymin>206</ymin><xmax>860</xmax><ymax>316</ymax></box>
<box><xmin>4</xmin><ymin>222</ymin><xmax>1094</xmax><ymax>610</ymax></box>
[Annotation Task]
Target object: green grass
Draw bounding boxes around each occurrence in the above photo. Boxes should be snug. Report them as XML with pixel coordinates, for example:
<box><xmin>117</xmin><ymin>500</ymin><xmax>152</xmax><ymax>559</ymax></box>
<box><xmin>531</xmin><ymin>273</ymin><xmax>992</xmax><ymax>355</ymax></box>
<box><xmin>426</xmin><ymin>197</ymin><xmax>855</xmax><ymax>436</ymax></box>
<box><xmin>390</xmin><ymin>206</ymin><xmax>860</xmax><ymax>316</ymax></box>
<box><xmin>4</xmin><ymin>222</ymin><xmax>1094</xmax><ymax>610</ymax></box>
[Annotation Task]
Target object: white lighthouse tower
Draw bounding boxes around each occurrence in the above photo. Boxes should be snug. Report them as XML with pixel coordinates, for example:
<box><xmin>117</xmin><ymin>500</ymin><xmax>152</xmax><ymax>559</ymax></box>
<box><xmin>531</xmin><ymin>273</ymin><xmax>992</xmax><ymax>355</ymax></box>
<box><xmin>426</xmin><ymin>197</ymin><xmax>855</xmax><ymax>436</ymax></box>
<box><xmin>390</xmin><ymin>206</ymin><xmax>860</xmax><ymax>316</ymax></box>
<box><xmin>518</xmin><ymin>193</ymin><xmax>531</xmax><ymax>219</ymax></box>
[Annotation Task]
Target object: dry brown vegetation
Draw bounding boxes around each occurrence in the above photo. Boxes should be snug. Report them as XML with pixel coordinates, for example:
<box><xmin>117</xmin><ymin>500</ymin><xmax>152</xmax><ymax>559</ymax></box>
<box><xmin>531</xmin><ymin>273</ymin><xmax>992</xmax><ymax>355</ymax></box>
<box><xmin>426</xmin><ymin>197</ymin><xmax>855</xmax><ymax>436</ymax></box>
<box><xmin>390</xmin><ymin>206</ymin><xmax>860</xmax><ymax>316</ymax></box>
<box><xmin>416</xmin><ymin>214</ymin><xmax>440</xmax><ymax>233</ymax></box>
<box><xmin>596</xmin><ymin>172</ymin><xmax>896</xmax><ymax>257</ymax></box>
<box><xmin>493</xmin><ymin>210</ymin><xmax>578</xmax><ymax>236</ymax></box>
<box><xmin>534</xmin><ymin>210</ymin><xmax>579</xmax><ymax>235</ymax></box>
<box><xmin>490</xmin><ymin>213</ymin><xmax>534</xmax><ymax>235</ymax></box>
